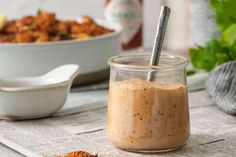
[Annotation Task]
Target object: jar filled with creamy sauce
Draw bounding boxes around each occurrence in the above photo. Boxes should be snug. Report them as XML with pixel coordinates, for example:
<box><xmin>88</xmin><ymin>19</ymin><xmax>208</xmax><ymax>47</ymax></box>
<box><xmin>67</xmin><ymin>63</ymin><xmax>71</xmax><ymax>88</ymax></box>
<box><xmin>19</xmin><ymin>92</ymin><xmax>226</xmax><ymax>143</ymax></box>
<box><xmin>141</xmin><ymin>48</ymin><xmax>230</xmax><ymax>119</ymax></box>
<box><xmin>107</xmin><ymin>53</ymin><xmax>190</xmax><ymax>152</ymax></box>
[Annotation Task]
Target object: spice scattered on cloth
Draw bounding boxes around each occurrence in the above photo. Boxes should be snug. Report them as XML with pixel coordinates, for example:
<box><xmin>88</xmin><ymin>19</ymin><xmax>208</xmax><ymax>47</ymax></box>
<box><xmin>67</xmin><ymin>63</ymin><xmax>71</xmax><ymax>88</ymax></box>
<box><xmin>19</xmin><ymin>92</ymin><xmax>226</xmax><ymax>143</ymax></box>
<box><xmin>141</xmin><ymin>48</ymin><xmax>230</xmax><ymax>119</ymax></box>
<box><xmin>54</xmin><ymin>151</ymin><xmax>97</xmax><ymax>157</ymax></box>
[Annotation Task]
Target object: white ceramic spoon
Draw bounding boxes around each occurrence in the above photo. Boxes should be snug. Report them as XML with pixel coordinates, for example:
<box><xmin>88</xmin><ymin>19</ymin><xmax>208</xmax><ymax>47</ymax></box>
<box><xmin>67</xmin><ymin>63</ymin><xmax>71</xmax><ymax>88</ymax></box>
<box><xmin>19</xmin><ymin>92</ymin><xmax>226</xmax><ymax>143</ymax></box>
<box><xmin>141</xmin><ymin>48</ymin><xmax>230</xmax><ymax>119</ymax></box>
<box><xmin>0</xmin><ymin>64</ymin><xmax>80</xmax><ymax>120</ymax></box>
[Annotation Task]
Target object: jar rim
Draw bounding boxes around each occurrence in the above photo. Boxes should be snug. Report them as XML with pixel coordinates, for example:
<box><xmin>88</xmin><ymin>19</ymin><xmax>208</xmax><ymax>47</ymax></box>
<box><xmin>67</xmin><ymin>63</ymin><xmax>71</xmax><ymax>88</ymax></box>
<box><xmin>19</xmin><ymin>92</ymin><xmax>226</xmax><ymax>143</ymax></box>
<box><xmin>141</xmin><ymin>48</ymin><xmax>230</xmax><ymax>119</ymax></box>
<box><xmin>108</xmin><ymin>53</ymin><xmax>189</xmax><ymax>70</ymax></box>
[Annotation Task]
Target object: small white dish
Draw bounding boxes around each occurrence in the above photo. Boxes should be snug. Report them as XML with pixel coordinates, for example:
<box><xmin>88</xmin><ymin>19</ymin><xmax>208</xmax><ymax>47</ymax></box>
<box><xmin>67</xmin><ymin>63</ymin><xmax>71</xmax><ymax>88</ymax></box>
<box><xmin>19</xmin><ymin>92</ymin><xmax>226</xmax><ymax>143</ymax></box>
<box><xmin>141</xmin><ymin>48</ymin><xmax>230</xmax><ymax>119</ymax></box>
<box><xmin>0</xmin><ymin>64</ymin><xmax>80</xmax><ymax>120</ymax></box>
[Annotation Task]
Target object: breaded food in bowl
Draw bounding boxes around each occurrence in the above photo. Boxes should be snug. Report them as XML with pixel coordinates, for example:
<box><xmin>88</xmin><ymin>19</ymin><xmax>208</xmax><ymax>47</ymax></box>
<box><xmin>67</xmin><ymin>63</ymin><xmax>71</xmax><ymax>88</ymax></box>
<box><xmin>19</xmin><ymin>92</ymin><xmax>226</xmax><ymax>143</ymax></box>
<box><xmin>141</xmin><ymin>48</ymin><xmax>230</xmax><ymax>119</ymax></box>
<box><xmin>0</xmin><ymin>11</ymin><xmax>121</xmax><ymax>85</ymax></box>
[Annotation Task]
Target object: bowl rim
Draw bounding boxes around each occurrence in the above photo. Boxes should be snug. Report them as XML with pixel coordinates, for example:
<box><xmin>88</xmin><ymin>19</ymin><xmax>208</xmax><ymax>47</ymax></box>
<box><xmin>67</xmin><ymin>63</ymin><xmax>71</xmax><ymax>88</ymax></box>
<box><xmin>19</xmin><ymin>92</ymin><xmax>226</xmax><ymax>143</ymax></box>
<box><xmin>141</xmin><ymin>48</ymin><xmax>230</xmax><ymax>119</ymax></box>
<box><xmin>0</xmin><ymin>18</ymin><xmax>122</xmax><ymax>47</ymax></box>
<box><xmin>0</xmin><ymin>80</ymin><xmax>69</xmax><ymax>92</ymax></box>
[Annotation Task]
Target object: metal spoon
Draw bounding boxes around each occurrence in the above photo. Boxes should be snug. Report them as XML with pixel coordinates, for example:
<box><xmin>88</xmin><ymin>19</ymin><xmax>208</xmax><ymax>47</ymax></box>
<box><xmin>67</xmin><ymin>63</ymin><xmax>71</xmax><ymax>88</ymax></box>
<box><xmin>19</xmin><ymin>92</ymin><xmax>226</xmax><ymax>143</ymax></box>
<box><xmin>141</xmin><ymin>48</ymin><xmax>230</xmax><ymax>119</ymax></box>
<box><xmin>147</xmin><ymin>6</ymin><xmax>171</xmax><ymax>81</ymax></box>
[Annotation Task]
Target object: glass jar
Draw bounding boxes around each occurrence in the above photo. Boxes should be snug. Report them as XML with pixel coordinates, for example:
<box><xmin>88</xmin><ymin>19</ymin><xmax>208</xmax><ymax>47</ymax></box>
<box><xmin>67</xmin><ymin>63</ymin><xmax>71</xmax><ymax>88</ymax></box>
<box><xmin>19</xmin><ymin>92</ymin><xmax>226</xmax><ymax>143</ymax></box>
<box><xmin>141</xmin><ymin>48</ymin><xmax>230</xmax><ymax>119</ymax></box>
<box><xmin>107</xmin><ymin>53</ymin><xmax>190</xmax><ymax>153</ymax></box>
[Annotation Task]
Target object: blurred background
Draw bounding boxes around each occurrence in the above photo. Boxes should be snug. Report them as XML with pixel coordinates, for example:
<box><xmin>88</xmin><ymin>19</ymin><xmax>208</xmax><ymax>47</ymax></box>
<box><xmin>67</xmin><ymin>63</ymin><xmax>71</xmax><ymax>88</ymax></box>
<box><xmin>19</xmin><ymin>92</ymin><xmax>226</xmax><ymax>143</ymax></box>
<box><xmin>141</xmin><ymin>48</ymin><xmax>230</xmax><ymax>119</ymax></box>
<box><xmin>0</xmin><ymin>0</ymin><xmax>215</xmax><ymax>53</ymax></box>
<box><xmin>0</xmin><ymin>0</ymin><xmax>160</xmax><ymax>49</ymax></box>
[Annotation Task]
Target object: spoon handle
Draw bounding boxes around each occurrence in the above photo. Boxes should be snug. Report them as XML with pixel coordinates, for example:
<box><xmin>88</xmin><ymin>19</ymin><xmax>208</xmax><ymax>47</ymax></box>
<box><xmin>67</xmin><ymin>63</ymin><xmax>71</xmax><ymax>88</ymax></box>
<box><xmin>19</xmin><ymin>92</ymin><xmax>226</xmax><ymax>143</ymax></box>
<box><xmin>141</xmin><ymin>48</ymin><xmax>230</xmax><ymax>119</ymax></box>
<box><xmin>148</xmin><ymin>6</ymin><xmax>171</xmax><ymax>81</ymax></box>
<box><xmin>150</xmin><ymin>6</ymin><xmax>171</xmax><ymax>66</ymax></box>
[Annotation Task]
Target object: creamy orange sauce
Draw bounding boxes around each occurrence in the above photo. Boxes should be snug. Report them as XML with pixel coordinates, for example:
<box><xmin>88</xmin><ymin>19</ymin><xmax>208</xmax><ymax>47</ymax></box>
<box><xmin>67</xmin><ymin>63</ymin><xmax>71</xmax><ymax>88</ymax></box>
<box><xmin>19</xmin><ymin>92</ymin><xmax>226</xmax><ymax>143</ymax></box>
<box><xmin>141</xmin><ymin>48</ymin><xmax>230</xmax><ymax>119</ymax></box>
<box><xmin>107</xmin><ymin>79</ymin><xmax>190</xmax><ymax>151</ymax></box>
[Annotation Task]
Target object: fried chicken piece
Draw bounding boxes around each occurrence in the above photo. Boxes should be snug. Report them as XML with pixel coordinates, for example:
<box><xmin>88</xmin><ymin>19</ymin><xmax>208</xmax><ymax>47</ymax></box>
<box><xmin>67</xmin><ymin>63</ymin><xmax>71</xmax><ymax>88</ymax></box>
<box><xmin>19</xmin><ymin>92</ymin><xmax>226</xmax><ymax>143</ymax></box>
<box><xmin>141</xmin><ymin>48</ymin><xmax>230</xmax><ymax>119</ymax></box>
<box><xmin>35</xmin><ymin>11</ymin><xmax>56</xmax><ymax>33</ymax></box>
<box><xmin>15</xmin><ymin>31</ymin><xmax>49</xmax><ymax>43</ymax></box>
<box><xmin>15</xmin><ymin>31</ymin><xmax>33</xmax><ymax>43</ymax></box>
<box><xmin>33</xmin><ymin>31</ymin><xmax>49</xmax><ymax>42</ymax></box>
<box><xmin>16</xmin><ymin>16</ymin><xmax>36</xmax><ymax>31</ymax></box>
<box><xmin>51</xmin><ymin>33</ymin><xmax>72</xmax><ymax>41</ymax></box>
<box><xmin>68</xmin><ymin>21</ymin><xmax>85</xmax><ymax>34</ymax></box>
<box><xmin>75</xmin><ymin>33</ymin><xmax>91</xmax><ymax>39</ymax></box>
<box><xmin>82</xmin><ymin>16</ymin><xmax>95</xmax><ymax>24</ymax></box>
<box><xmin>56</xmin><ymin>21</ymin><xmax>69</xmax><ymax>34</ymax></box>
<box><xmin>0</xmin><ymin>34</ymin><xmax>15</xmax><ymax>43</ymax></box>
<box><xmin>86</xmin><ymin>24</ymin><xmax>99</xmax><ymax>36</ymax></box>
<box><xmin>1</xmin><ymin>21</ymin><xmax>18</xmax><ymax>33</ymax></box>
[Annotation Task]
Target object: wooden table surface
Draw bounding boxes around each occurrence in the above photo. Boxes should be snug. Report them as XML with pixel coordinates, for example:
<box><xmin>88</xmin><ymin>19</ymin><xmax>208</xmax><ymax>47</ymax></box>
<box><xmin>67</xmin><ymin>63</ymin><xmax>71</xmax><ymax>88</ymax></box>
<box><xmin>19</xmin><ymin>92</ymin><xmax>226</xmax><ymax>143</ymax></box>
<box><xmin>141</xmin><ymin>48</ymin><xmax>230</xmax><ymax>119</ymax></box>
<box><xmin>0</xmin><ymin>90</ymin><xmax>235</xmax><ymax>157</ymax></box>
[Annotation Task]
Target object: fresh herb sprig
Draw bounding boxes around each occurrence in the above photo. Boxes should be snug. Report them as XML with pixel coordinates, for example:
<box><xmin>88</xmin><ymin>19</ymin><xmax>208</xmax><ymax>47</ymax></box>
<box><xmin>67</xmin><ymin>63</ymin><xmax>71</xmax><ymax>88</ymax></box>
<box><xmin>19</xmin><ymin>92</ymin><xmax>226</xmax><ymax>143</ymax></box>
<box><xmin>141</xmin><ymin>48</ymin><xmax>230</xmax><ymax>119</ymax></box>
<box><xmin>189</xmin><ymin>0</ymin><xmax>236</xmax><ymax>72</ymax></box>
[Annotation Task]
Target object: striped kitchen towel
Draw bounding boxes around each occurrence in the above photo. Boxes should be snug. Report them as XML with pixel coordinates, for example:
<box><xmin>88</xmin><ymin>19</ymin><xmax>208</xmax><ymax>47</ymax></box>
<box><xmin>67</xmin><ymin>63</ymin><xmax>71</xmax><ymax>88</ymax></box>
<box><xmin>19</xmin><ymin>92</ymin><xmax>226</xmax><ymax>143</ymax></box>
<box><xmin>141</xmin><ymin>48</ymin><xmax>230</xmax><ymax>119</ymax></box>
<box><xmin>206</xmin><ymin>61</ymin><xmax>236</xmax><ymax>115</ymax></box>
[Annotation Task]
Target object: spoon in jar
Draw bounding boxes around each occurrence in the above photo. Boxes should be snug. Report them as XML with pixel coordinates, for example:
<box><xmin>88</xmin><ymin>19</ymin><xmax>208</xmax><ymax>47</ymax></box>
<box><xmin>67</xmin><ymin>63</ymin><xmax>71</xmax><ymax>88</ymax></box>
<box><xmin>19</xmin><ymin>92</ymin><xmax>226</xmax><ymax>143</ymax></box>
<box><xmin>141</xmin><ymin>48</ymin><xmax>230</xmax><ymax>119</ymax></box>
<box><xmin>147</xmin><ymin>6</ymin><xmax>171</xmax><ymax>81</ymax></box>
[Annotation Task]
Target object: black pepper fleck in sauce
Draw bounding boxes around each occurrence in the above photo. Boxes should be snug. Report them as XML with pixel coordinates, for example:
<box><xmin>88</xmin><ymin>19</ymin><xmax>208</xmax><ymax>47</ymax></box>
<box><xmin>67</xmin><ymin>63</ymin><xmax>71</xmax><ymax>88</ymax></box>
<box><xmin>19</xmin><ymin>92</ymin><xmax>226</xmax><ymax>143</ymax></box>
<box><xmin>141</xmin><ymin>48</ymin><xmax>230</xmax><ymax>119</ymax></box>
<box><xmin>160</xmin><ymin>113</ymin><xmax>164</xmax><ymax>116</ymax></box>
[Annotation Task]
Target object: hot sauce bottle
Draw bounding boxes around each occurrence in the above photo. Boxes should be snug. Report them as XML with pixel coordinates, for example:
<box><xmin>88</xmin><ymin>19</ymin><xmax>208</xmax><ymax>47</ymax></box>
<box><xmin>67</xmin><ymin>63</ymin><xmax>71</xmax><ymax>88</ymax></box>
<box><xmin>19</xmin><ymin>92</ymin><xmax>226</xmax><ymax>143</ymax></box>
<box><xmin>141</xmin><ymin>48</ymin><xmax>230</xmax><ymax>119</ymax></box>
<box><xmin>104</xmin><ymin>0</ymin><xmax>143</xmax><ymax>50</ymax></box>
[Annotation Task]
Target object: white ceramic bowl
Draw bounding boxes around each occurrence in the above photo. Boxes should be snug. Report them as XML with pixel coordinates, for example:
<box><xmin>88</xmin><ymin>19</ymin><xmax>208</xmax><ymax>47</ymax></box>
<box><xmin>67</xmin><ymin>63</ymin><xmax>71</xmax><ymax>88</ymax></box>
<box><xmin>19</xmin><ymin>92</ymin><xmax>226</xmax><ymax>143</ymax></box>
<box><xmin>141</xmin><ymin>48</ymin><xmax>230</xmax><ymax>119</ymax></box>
<box><xmin>0</xmin><ymin>20</ymin><xmax>121</xmax><ymax>86</ymax></box>
<box><xmin>0</xmin><ymin>64</ymin><xmax>80</xmax><ymax>120</ymax></box>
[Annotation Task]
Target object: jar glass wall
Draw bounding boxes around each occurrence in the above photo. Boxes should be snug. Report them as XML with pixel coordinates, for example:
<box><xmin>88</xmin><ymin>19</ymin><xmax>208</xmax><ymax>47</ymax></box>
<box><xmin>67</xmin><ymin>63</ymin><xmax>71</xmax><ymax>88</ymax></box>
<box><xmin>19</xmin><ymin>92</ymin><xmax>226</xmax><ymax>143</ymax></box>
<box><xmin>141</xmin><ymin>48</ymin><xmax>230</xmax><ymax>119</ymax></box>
<box><xmin>106</xmin><ymin>53</ymin><xmax>190</xmax><ymax>153</ymax></box>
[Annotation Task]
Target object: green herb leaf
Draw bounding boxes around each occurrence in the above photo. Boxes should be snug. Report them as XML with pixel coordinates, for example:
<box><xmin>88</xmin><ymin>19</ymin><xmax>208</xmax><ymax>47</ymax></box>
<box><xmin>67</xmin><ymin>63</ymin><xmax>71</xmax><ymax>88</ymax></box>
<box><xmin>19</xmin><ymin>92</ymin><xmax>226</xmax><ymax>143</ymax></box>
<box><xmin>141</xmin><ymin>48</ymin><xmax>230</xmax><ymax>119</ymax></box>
<box><xmin>189</xmin><ymin>39</ymin><xmax>231</xmax><ymax>71</ymax></box>
<box><xmin>222</xmin><ymin>24</ymin><xmax>236</xmax><ymax>46</ymax></box>
<box><xmin>187</xmin><ymin>70</ymin><xmax>197</xmax><ymax>76</ymax></box>
<box><xmin>229</xmin><ymin>48</ymin><xmax>236</xmax><ymax>60</ymax></box>
<box><xmin>189</xmin><ymin>0</ymin><xmax>236</xmax><ymax>72</ymax></box>
<box><xmin>211</xmin><ymin>0</ymin><xmax>236</xmax><ymax>31</ymax></box>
